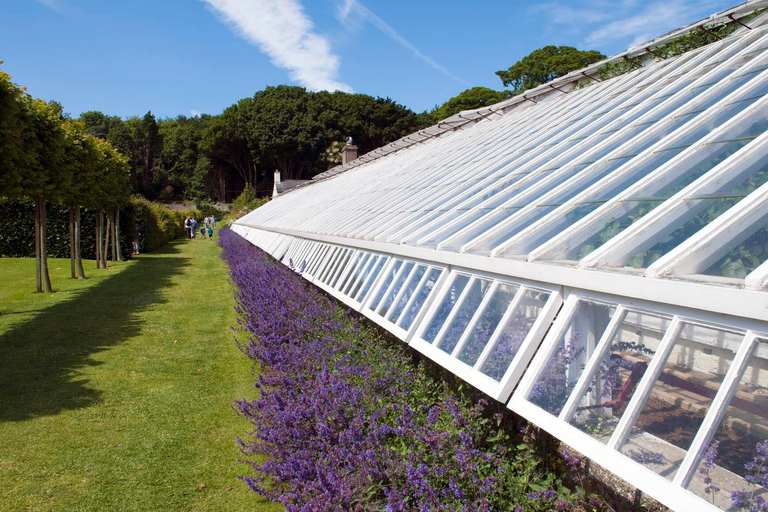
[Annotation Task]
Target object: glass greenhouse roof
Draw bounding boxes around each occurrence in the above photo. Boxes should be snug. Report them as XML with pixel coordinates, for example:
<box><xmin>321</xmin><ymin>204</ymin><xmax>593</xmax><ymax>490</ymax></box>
<box><xmin>235</xmin><ymin>5</ymin><xmax>768</xmax><ymax>511</ymax></box>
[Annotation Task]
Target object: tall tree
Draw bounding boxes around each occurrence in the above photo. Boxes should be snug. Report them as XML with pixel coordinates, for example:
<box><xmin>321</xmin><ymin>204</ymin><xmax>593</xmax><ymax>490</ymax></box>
<box><xmin>0</xmin><ymin>63</ymin><xmax>33</xmax><ymax>199</ymax></box>
<box><xmin>79</xmin><ymin>110</ymin><xmax>123</xmax><ymax>140</ymax></box>
<box><xmin>245</xmin><ymin>86</ymin><xmax>337</xmax><ymax>180</ymax></box>
<box><xmin>61</xmin><ymin>120</ymin><xmax>99</xmax><ymax>278</ymax></box>
<box><xmin>430</xmin><ymin>87</ymin><xmax>510</xmax><ymax>122</ymax></box>
<box><xmin>496</xmin><ymin>46</ymin><xmax>605</xmax><ymax>95</ymax></box>
<box><xmin>331</xmin><ymin>92</ymin><xmax>428</xmax><ymax>155</ymax></box>
<box><xmin>134</xmin><ymin>111</ymin><xmax>162</xmax><ymax>197</ymax></box>
<box><xmin>21</xmin><ymin>98</ymin><xmax>70</xmax><ymax>292</ymax></box>
<box><xmin>199</xmin><ymin>103</ymin><xmax>256</xmax><ymax>189</ymax></box>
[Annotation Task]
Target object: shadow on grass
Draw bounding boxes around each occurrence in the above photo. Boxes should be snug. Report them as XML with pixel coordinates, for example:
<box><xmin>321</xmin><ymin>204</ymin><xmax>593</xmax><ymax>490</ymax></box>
<box><xmin>0</xmin><ymin>242</ymin><xmax>189</xmax><ymax>422</ymax></box>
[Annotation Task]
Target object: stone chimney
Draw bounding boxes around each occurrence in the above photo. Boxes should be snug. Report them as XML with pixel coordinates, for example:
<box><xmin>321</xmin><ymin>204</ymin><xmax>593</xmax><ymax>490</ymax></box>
<box><xmin>342</xmin><ymin>136</ymin><xmax>358</xmax><ymax>165</ymax></box>
<box><xmin>272</xmin><ymin>169</ymin><xmax>281</xmax><ymax>198</ymax></box>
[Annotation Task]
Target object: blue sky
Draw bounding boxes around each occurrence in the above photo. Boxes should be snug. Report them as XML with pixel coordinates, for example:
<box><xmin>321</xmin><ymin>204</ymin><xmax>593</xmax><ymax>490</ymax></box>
<box><xmin>1</xmin><ymin>0</ymin><xmax>737</xmax><ymax>119</ymax></box>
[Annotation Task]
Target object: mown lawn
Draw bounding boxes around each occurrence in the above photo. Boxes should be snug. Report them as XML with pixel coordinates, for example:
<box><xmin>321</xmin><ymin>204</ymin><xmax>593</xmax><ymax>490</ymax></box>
<box><xmin>0</xmin><ymin>238</ymin><xmax>279</xmax><ymax>511</ymax></box>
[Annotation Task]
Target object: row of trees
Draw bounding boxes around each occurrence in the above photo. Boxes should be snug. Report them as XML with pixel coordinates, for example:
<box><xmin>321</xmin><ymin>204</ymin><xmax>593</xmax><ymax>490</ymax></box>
<box><xmin>0</xmin><ymin>63</ymin><xmax>130</xmax><ymax>292</ymax></box>
<box><xmin>7</xmin><ymin>45</ymin><xmax>604</xmax><ymax>215</ymax></box>
<box><xmin>75</xmin><ymin>88</ymin><xmax>427</xmax><ymax>202</ymax></box>
<box><xmin>68</xmin><ymin>45</ymin><xmax>603</xmax><ymax>204</ymax></box>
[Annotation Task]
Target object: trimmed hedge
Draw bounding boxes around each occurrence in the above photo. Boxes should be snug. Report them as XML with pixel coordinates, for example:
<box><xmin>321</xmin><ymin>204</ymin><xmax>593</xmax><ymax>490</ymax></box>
<box><xmin>0</xmin><ymin>197</ymin><xmax>198</xmax><ymax>260</ymax></box>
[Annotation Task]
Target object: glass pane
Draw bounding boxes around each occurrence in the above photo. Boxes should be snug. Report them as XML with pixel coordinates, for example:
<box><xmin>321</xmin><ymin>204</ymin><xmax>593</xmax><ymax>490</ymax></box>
<box><xmin>388</xmin><ymin>264</ymin><xmax>427</xmax><ymax>322</ymax></box>
<box><xmin>703</xmin><ymin>220</ymin><xmax>768</xmax><ymax>279</ymax></box>
<box><xmin>612</xmin><ymin>147</ymin><xmax>768</xmax><ymax>267</ymax></box>
<box><xmin>480</xmin><ymin>289</ymin><xmax>551</xmax><ymax>381</ymax></box>
<box><xmin>399</xmin><ymin>268</ymin><xmax>442</xmax><ymax>331</ymax></box>
<box><xmin>307</xmin><ymin>246</ymin><xmax>328</xmax><ymax>276</ymax></box>
<box><xmin>457</xmin><ymin>283</ymin><xmax>520</xmax><ymax>366</ymax></box>
<box><xmin>568</xmin><ymin>310</ymin><xmax>671</xmax><ymax>442</ymax></box>
<box><xmin>421</xmin><ymin>274</ymin><xmax>471</xmax><ymax>343</ymax></box>
<box><xmin>348</xmin><ymin>255</ymin><xmax>377</xmax><ymax>298</ymax></box>
<box><xmin>619</xmin><ymin>323</ymin><xmax>743</xmax><ymax>480</ymax></box>
<box><xmin>377</xmin><ymin>262</ymin><xmax>414</xmax><ymax>316</ymax></box>
<box><xmin>329</xmin><ymin>249</ymin><xmax>353</xmax><ymax>286</ymax></box>
<box><xmin>437</xmin><ymin>278</ymin><xmax>493</xmax><ymax>354</ymax></box>
<box><xmin>341</xmin><ymin>253</ymin><xmax>371</xmax><ymax>294</ymax></box>
<box><xmin>319</xmin><ymin>248</ymin><xmax>341</xmax><ymax>282</ymax></box>
<box><xmin>356</xmin><ymin>256</ymin><xmax>388</xmax><ymax>302</ymax></box>
<box><xmin>368</xmin><ymin>260</ymin><xmax>403</xmax><ymax>311</ymax></box>
<box><xmin>336</xmin><ymin>251</ymin><xmax>363</xmax><ymax>290</ymax></box>
<box><xmin>571</xmin><ymin>139</ymin><xmax>757</xmax><ymax>260</ymax></box>
<box><xmin>528</xmin><ymin>300</ymin><xmax>616</xmax><ymax>415</ymax></box>
<box><xmin>685</xmin><ymin>338</ymin><xmax>768</xmax><ymax>510</ymax></box>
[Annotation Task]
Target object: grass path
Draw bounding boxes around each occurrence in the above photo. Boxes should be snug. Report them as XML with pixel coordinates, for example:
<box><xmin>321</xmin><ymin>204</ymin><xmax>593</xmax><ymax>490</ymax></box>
<box><xmin>0</xmin><ymin>238</ymin><xmax>279</xmax><ymax>511</ymax></box>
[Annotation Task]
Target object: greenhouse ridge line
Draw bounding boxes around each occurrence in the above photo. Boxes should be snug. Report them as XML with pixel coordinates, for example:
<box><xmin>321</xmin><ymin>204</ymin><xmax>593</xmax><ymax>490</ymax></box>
<box><xmin>294</xmin><ymin>0</ymin><xmax>768</xmax><ymax>190</ymax></box>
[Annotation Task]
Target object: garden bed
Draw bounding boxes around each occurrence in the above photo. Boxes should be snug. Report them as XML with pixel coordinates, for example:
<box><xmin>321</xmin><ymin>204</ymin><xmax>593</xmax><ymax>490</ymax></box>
<box><xmin>219</xmin><ymin>228</ymin><xmax>653</xmax><ymax>512</ymax></box>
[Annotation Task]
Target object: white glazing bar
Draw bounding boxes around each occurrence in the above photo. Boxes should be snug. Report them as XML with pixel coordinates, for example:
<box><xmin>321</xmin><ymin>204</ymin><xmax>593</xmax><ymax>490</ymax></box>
<box><xmin>353</xmin><ymin>86</ymin><xmax>604</xmax><ymax>241</ymax></box>
<box><xmin>516</xmin><ymin>294</ymin><xmax>581</xmax><ymax>398</ymax></box>
<box><xmin>318</xmin><ymin>247</ymin><xmax>342</xmax><ymax>283</ymax></box>
<box><xmin>647</xmin><ymin>178</ymin><xmax>768</xmax><ymax>277</ymax></box>
<box><xmin>384</xmin><ymin>264</ymin><xmax>420</xmax><ymax>321</ymax></box>
<box><xmin>531</xmin><ymin>90</ymin><xmax>768</xmax><ymax>262</ymax></box>
<box><xmin>345</xmin><ymin>253</ymin><xmax>375</xmax><ymax>297</ymax></box>
<box><xmin>746</xmin><ymin>257</ymin><xmax>768</xmax><ymax>290</ymax></box>
<box><xmin>558</xmin><ymin>306</ymin><xmax>628</xmax><ymax>421</ymax></box>
<box><xmin>606</xmin><ymin>316</ymin><xmax>683</xmax><ymax>451</ymax></box>
<box><xmin>302</xmin><ymin>244</ymin><xmax>323</xmax><ymax>276</ymax></box>
<box><xmin>581</xmin><ymin>129</ymin><xmax>768</xmax><ymax>269</ymax></box>
<box><xmin>494</xmin><ymin>290</ymin><xmax>564</xmax><ymax>401</ymax></box>
<box><xmin>354</xmin><ymin>256</ymin><xmax>387</xmax><ymax>303</ymax></box>
<box><xmin>379</xmin><ymin>68</ymin><xmax>653</xmax><ymax>245</ymax></box>
<box><xmin>472</xmin><ymin>286</ymin><xmax>528</xmax><ymax>371</ymax></box>
<box><xmin>428</xmin><ymin>276</ymin><xmax>476</xmax><ymax>347</ymax></box>
<box><xmin>508</xmin><ymin>74</ymin><xmax>768</xmax><ymax>260</ymax></box>
<box><xmin>395</xmin><ymin>265</ymin><xmax>436</xmax><ymax>328</ymax></box>
<box><xmin>449</xmin><ymin>281</ymin><xmax>501</xmax><ymax>358</ymax></box>
<box><xmin>339</xmin><ymin>251</ymin><xmax>369</xmax><ymax>293</ymax></box>
<box><xmin>330</xmin><ymin>249</ymin><xmax>356</xmax><ymax>288</ymax></box>
<box><xmin>309</xmin><ymin>245</ymin><xmax>332</xmax><ymax>278</ymax></box>
<box><xmin>361</xmin><ymin>257</ymin><xmax>397</xmax><ymax>310</ymax></box>
<box><xmin>455</xmin><ymin>30</ymin><xmax>768</xmax><ymax>256</ymax></box>
<box><xmin>406</xmin><ymin>56</ymin><xmax>703</xmax><ymax>247</ymax></box>
<box><xmin>672</xmin><ymin>331</ymin><xmax>758</xmax><ymax>488</ymax></box>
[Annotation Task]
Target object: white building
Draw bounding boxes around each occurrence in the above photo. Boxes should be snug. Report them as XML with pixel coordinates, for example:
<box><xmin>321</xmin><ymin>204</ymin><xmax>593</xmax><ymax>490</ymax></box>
<box><xmin>234</xmin><ymin>2</ymin><xmax>768</xmax><ymax>510</ymax></box>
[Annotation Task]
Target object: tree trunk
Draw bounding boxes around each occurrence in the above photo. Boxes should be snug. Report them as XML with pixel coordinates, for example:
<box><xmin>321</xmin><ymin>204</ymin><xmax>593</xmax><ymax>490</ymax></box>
<box><xmin>39</xmin><ymin>199</ymin><xmax>53</xmax><ymax>293</ymax></box>
<box><xmin>69</xmin><ymin>208</ymin><xmax>76</xmax><ymax>279</ymax></box>
<box><xmin>115</xmin><ymin>210</ymin><xmax>121</xmax><ymax>261</ymax></box>
<box><xmin>34</xmin><ymin>200</ymin><xmax>42</xmax><ymax>293</ymax></box>
<box><xmin>96</xmin><ymin>208</ymin><xmax>102</xmax><ymax>269</ymax></box>
<box><xmin>75</xmin><ymin>207</ymin><xmax>85</xmax><ymax>279</ymax></box>
<box><xmin>103</xmin><ymin>215</ymin><xmax>111</xmax><ymax>268</ymax></box>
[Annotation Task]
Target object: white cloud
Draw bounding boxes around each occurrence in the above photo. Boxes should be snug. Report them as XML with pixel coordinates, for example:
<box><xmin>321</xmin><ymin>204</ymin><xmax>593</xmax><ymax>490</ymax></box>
<box><xmin>202</xmin><ymin>0</ymin><xmax>352</xmax><ymax>92</ymax></box>
<box><xmin>337</xmin><ymin>0</ymin><xmax>468</xmax><ymax>86</ymax></box>
<box><xmin>190</xmin><ymin>110</ymin><xmax>202</xmax><ymax>117</ymax></box>
<box><xmin>528</xmin><ymin>0</ymin><xmax>729</xmax><ymax>50</ymax></box>
<box><xmin>36</xmin><ymin>0</ymin><xmax>62</xmax><ymax>13</ymax></box>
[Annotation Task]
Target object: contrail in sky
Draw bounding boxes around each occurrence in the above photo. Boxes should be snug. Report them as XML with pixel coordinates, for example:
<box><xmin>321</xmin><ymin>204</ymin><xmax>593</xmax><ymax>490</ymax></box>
<box><xmin>338</xmin><ymin>0</ymin><xmax>469</xmax><ymax>86</ymax></box>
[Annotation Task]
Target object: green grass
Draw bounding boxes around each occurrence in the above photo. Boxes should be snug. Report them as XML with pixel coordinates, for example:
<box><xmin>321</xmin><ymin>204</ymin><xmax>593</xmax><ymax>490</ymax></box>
<box><xmin>0</xmin><ymin>238</ymin><xmax>280</xmax><ymax>512</ymax></box>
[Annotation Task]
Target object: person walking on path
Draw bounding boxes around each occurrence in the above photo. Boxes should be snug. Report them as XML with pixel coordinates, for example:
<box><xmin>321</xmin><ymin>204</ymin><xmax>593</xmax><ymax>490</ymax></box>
<box><xmin>191</xmin><ymin>218</ymin><xmax>198</xmax><ymax>239</ymax></box>
<box><xmin>133</xmin><ymin>223</ymin><xmax>143</xmax><ymax>255</ymax></box>
<box><xmin>184</xmin><ymin>216</ymin><xmax>192</xmax><ymax>239</ymax></box>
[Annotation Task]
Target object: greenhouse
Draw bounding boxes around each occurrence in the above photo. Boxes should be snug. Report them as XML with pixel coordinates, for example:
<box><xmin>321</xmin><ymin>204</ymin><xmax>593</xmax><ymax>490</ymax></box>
<box><xmin>233</xmin><ymin>1</ymin><xmax>768</xmax><ymax>510</ymax></box>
